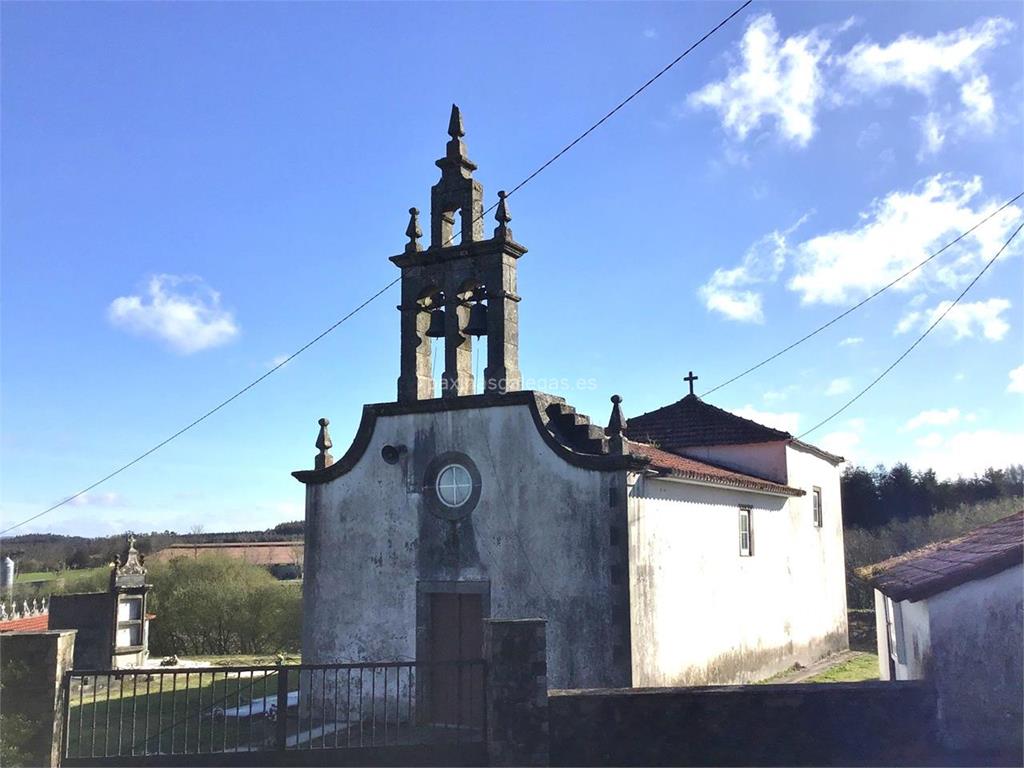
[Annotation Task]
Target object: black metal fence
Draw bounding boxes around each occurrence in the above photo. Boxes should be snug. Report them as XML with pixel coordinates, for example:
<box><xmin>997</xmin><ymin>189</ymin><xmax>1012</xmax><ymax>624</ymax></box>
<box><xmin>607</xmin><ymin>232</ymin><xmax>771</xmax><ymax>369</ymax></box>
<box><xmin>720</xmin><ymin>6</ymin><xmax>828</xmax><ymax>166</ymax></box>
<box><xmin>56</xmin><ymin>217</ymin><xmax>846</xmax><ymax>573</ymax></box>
<box><xmin>62</xmin><ymin>660</ymin><xmax>485</xmax><ymax>765</ymax></box>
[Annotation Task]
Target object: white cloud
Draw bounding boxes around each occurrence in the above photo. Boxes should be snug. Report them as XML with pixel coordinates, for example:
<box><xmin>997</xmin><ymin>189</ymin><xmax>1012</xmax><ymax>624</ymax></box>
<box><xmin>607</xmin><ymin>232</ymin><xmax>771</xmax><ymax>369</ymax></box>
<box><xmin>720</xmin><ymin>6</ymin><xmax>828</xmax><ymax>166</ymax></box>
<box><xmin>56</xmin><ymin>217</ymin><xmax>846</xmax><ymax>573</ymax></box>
<box><xmin>960</xmin><ymin>75</ymin><xmax>995</xmax><ymax>128</ymax></box>
<box><xmin>909</xmin><ymin>429</ymin><xmax>1024</xmax><ymax>479</ymax></box>
<box><xmin>268</xmin><ymin>354</ymin><xmax>291</xmax><ymax>369</ymax></box>
<box><xmin>856</xmin><ymin>121</ymin><xmax>881</xmax><ymax>149</ymax></box>
<box><xmin>915</xmin><ymin>432</ymin><xmax>945</xmax><ymax>449</ymax></box>
<box><xmin>643</xmin><ymin>28</ymin><xmax>657</xmax><ymax>40</ymax></box>
<box><xmin>1008</xmin><ymin>364</ymin><xmax>1024</xmax><ymax>393</ymax></box>
<box><xmin>825</xmin><ymin>377</ymin><xmax>852</xmax><ymax>396</ymax></box>
<box><xmin>689</xmin><ymin>14</ymin><xmax>1011</xmax><ymax>155</ymax></box>
<box><xmin>896</xmin><ymin>298</ymin><xmax>1011</xmax><ymax>341</ymax></box>
<box><xmin>787</xmin><ymin>175</ymin><xmax>1021</xmax><ymax>305</ymax></box>
<box><xmin>68</xmin><ymin>492</ymin><xmax>125</xmax><ymax>508</ymax></box>
<box><xmin>688</xmin><ymin>13</ymin><xmax>830</xmax><ymax>146</ymax></box>
<box><xmin>819</xmin><ymin>417</ymin><xmax>867</xmax><ymax>461</ymax></box>
<box><xmin>109</xmin><ymin>275</ymin><xmax>239</xmax><ymax>354</ymax></box>
<box><xmin>918</xmin><ymin>112</ymin><xmax>947</xmax><ymax>157</ymax></box>
<box><xmin>699</xmin><ymin>214</ymin><xmax>809</xmax><ymax>322</ymax></box>
<box><xmin>903</xmin><ymin>407</ymin><xmax>961</xmax><ymax>431</ymax></box>
<box><xmin>839</xmin><ymin>337</ymin><xmax>863</xmax><ymax>346</ymax></box>
<box><xmin>733</xmin><ymin>405</ymin><xmax>800</xmax><ymax>434</ymax></box>
<box><xmin>763</xmin><ymin>384</ymin><xmax>798</xmax><ymax>403</ymax></box>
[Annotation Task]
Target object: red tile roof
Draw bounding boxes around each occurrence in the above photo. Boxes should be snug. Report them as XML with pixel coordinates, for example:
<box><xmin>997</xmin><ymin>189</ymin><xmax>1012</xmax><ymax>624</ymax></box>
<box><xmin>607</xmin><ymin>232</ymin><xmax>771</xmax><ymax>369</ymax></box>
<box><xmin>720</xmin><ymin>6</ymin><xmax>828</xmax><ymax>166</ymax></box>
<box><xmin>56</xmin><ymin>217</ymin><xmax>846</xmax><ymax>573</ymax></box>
<box><xmin>0</xmin><ymin>614</ymin><xmax>49</xmax><ymax>633</ymax></box>
<box><xmin>149</xmin><ymin>541</ymin><xmax>303</xmax><ymax>567</ymax></box>
<box><xmin>625</xmin><ymin>394</ymin><xmax>843</xmax><ymax>464</ymax></box>
<box><xmin>856</xmin><ymin>512</ymin><xmax>1024</xmax><ymax>602</ymax></box>
<box><xmin>626</xmin><ymin>394</ymin><xmax>791</xmax><ymax>449</ymax></box>
<box><xmin>627</xmin><ymin>440</ymin><xmax>804</xmax><ymax>497</ymax></box>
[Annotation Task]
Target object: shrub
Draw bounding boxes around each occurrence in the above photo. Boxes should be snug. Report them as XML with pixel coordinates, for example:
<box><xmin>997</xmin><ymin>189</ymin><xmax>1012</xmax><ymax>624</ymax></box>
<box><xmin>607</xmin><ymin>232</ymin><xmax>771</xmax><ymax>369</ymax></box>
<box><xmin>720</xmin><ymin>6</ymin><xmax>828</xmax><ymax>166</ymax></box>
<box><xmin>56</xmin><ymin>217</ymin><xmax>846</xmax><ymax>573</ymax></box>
<box><xmin>147</xmin><ymin>555</ymin><xmax>301</xmax><ymax>656</ymax></box>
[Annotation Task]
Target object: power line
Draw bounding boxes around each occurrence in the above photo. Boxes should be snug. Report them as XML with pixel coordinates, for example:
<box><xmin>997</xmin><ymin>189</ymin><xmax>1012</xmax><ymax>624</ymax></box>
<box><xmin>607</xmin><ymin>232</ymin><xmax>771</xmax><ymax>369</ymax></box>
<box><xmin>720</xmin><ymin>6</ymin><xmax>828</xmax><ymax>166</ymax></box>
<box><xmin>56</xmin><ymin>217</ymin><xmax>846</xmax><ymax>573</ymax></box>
<box><xmin>798</xmin><ymin>217</ymin><xmax>1024</xmax><ymax>441</ymax></box>
<box><xmin>700</xmin><ymin>190</ymin><xmax>1024</xmax><ymax>398</ymax></box>
<box><xmin>1</xmin><ymin>1</ymin><xmax>751</xmax><ymax>537</ymax></box>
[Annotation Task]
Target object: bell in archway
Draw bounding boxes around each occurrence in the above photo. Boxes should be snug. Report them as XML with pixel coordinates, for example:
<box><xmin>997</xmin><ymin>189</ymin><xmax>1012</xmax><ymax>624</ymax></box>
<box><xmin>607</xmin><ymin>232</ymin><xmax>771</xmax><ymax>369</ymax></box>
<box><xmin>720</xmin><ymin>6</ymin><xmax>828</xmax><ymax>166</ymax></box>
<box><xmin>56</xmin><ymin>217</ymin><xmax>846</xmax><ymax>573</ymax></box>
<box><xmin>425</xmin><ymin>307</ymin><xmax>446</xmax><ymax>338</ymax></box>
<box><xmin>463</xmin><ymin>301</ymin><xmax>488</xmax><ymax>337</ymax></box>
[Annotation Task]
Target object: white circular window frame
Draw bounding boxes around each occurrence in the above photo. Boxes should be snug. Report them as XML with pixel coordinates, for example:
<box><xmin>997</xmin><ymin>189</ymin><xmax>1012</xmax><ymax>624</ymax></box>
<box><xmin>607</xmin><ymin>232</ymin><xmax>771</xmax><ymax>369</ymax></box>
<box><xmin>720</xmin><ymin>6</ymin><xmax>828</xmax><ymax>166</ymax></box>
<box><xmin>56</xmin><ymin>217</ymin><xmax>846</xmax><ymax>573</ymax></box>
<box><xmin>435</xmin><ymin>463</ymin><xmax>473</xmax><ymax>508</ymax></box>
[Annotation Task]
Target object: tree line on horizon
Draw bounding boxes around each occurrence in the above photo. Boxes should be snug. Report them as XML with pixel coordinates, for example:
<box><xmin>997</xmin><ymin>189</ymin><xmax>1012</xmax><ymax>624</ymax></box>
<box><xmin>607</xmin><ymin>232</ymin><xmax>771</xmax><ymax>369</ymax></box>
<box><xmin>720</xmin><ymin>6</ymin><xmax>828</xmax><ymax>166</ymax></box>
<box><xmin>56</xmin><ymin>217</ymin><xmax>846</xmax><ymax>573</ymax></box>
<box><xmin>840</xmin><ymin>463</ymin><xmax>1022</xmax><ymax>530</ymax></box>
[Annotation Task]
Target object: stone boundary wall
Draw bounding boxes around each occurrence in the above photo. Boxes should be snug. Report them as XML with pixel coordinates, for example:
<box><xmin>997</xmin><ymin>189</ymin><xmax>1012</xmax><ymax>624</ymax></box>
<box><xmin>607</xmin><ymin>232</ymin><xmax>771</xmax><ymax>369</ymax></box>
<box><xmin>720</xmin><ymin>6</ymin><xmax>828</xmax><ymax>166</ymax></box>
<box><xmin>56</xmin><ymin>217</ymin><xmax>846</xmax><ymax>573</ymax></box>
<box><xmin>549</xmin><ymin>681</ymin><xmax>939</xmax><ymax>767</ymax></box>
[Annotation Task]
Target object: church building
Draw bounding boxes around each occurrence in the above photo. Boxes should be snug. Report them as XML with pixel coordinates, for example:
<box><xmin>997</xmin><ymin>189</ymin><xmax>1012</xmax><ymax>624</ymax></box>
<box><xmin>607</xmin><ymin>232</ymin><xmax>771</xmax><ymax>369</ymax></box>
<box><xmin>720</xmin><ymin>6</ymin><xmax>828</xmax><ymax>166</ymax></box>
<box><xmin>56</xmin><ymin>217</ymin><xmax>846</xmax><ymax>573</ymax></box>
<box><xmin>295</xmin><ymin>106</ymin><xmax>848</xmax><ymax>689</ymax></box>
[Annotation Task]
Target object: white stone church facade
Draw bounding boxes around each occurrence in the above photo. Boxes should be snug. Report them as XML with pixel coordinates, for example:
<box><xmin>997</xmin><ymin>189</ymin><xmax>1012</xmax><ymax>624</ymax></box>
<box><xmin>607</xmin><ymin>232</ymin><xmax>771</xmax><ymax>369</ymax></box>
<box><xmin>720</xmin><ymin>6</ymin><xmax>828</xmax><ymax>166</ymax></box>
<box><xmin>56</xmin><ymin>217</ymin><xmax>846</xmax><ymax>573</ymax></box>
<box><xmin>295</xmin><ymin>107</ymin><xmax>848</xmax><ymax>689</ymax></box>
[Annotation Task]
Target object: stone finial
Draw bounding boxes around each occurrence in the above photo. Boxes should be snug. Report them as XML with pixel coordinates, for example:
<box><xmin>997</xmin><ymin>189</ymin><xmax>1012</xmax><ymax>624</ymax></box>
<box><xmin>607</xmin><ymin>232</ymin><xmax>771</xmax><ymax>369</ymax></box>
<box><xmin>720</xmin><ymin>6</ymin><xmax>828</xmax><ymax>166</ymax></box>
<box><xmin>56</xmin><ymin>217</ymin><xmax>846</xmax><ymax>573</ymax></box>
<box><xmin>0</xmin><ymin>602</ymin><xmax>7</xmax><ymax>621</ymax></box>
<box><xmin>405</xmin><ymin>207</ymin><xmax>423</xmax><ymax>253</ymax></box>
<box><xmin>606</xmin><ymin>395</ymin><xmax>627</xmax><ymax>455</ymax></box>
<box><xmin>114</xmin><ymin>534</ymin><xmax>147</xmax><ymax>585</ymax></box>
<box><xmin>315</xmin><ymin>417</ymin><xmax>334</xmax><ymax>470</ymax></box>
<box><xmin>494</xmin><ymin>190</ymin><xmax>513</xmax><ymax>241</ymax></box>
<box><xmin>448</xmin><ymin>104</ymin><xmax>465</xmax><ymax>138</ymax></box>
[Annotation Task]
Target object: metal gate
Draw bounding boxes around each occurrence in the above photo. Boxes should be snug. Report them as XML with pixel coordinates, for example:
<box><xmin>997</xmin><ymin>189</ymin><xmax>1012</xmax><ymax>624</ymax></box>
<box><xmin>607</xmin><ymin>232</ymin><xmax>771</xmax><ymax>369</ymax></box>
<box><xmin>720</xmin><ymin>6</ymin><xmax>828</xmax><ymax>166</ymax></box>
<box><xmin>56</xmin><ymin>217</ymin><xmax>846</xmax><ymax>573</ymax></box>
<box><xmin>61</xmin><ymin>659</ymin><xmax>486</xmax><ymax>766</ymax></box>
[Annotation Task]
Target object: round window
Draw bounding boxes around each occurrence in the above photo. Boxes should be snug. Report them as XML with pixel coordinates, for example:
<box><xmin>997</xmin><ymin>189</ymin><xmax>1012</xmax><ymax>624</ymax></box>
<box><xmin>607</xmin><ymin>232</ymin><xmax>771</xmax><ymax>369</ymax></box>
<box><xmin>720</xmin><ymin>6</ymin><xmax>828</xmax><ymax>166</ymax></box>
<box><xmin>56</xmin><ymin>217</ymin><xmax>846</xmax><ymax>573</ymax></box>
<box><xmin>435</xmin><ymin>464</ymin><xmax>473</xmax><ymax>508</ymax></box>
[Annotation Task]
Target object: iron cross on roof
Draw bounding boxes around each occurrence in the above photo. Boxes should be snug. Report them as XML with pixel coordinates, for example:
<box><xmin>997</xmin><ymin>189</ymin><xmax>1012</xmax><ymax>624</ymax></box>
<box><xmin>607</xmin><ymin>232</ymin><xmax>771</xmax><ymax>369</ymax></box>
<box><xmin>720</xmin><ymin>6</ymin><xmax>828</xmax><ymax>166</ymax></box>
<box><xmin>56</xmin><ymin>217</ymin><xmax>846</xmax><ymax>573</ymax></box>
<box><xmin>684</xmin><ymin>371</ymin><xmax>699</xmax><ymax>396</ymax></box>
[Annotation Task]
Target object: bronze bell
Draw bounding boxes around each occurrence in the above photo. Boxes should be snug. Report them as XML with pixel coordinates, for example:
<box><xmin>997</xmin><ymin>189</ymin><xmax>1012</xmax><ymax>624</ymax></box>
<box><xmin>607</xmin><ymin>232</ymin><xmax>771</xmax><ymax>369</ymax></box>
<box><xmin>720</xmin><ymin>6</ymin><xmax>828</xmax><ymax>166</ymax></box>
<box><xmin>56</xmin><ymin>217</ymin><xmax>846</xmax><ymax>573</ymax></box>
<box><xmin>425</xmin><ymin>307</ymin><xmax>446</xmax><ymax>338</ymax></box>
<box><xmin>463</xmin><ymin>301</ymin><xmax>488</xmax><ymax>337</ymax></box>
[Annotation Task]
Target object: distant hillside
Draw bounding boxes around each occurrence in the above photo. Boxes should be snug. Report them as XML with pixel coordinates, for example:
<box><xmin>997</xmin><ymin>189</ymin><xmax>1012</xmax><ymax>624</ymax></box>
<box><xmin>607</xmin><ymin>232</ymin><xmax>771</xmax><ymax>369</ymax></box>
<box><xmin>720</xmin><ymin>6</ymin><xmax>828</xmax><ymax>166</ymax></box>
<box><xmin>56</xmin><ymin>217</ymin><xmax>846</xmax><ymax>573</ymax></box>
<box><xmin>0</xmin><ymin>521</ymin><xmax>305</xmax><ymax>574</ymax></box>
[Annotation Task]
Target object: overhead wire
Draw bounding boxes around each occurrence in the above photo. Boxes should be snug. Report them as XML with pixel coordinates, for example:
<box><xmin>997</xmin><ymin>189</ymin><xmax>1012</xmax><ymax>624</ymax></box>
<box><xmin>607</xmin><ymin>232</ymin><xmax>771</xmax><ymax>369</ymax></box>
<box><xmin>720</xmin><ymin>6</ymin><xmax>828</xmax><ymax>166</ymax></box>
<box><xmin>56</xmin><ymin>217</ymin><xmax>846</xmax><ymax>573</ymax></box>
<box><xmin>1</xmin><ymin>0</ymin><xmax>752</xmax><ymax>537</ymax></box>
<box><xmin>797</xmin><ymin>217</ymin><xmax>1024</xmax><ymax>440</ymax></box>
<box><xmin>700</xmin><ymin>190</ymin><xmax>1024</xmax><ymax>398</ymax></box>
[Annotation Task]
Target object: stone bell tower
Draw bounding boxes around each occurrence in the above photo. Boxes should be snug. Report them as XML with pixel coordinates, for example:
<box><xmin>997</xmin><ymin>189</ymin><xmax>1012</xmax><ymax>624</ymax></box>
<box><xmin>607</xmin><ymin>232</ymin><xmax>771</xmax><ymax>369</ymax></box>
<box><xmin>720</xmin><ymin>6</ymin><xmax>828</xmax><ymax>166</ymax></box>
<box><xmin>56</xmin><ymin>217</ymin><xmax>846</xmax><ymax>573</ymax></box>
<box><xmin>390</xmin><ymin>105</ymin><xmax>526</xmax><ymax>402</ymax></box>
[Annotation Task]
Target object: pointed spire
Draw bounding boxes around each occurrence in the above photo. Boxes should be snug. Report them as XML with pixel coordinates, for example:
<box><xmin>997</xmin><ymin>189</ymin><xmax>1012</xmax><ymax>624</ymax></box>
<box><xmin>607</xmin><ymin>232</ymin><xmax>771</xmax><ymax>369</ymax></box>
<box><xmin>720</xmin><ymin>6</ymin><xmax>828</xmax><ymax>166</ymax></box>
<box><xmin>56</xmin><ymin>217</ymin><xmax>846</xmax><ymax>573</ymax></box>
<box><xmin>493</xmin><ymin>190</ymin><xmax>513</xmax><ymax>241</ymax></box>
<box><xmin>405</xmin><ymin>207</ymin><xmax>423</xmax><ymax>253</ymax></box>
<box><xmin>448</xmin><ymin>104</ymin><xmax>465</xmax><ymax>138</ymax></box>
<box><xmin>606</xmin><ymin>395</ymin><xmax>628</xmax><ymax>454</ymax></box>
<box><xmin>315</xmin><ymin>417</ymin><xmax>334</xmax><ymax>470</ymax></box>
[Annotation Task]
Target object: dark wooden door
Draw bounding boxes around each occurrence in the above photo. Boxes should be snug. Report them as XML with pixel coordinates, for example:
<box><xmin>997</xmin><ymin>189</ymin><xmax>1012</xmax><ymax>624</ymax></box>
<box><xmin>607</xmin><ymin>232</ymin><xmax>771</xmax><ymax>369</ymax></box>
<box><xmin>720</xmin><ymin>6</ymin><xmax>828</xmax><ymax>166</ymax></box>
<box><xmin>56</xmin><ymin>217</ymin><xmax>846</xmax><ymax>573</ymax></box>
<box><xmin>428</xmin><ymin>593</ymin><xmax>483</xmax><ymax>727</ymax></box>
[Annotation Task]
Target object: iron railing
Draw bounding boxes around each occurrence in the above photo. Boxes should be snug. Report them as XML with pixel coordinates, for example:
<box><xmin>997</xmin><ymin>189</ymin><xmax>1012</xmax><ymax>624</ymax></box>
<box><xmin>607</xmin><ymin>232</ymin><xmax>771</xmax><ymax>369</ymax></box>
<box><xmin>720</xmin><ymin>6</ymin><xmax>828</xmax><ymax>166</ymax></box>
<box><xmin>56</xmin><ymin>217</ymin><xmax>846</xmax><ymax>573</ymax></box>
<box><xmin>62</xmin><ymin>659</ymin><xmax>485</xmax><ymax>762</ymax></box>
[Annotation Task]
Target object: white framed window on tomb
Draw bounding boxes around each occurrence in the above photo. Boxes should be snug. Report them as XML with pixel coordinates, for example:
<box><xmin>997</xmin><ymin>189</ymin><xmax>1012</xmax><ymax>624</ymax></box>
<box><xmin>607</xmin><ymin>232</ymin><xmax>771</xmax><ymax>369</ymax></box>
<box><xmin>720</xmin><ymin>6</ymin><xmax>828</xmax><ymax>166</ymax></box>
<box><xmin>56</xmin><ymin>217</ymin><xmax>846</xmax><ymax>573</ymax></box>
<box><xmin>812</xmin><ymin>486</ymin><xmax>823</xmax><ymax>528</ymax></box>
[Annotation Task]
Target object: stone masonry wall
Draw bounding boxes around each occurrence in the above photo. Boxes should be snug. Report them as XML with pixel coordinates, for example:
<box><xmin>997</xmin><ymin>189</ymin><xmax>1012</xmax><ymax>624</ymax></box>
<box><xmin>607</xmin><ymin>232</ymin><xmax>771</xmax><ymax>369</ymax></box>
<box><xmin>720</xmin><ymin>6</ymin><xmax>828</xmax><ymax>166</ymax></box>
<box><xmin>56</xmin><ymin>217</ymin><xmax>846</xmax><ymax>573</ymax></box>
<box><xmin>484</xmin><ymin>618</ymin><xmax>548</xmax><ymax>767</ymax></box>
<box><xmin>0</xmin><ymin>630</ymin><xmax>76</xmax><ymax>767</ymax></box>
<box><xmin>549</xmin><ymin>681</ymin><xmax>940</xmax><ymax>766</ymax></box>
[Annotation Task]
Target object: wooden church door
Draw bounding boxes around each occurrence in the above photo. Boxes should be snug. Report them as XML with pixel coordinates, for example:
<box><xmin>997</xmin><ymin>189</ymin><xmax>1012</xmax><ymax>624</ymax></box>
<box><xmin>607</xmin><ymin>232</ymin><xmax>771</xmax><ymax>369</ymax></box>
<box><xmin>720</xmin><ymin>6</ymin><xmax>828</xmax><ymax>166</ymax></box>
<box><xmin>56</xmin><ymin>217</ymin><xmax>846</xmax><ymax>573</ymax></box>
<box><xmin>428</xmin><ymin>592</ymin><xmax>484</xmax><ymax>728</ymax></box>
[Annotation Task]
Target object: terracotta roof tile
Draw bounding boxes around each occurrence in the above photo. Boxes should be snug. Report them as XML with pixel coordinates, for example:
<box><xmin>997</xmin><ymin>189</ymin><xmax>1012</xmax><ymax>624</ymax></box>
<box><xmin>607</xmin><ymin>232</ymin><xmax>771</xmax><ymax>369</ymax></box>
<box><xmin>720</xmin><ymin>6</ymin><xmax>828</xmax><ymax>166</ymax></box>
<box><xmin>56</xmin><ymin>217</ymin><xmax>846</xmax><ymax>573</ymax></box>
<box><xmin>856</xmin><ymin>512</ymin><xmax>1023</xmax><ymax>602</ymax></box>
<box><xmin>627</xmin><ymin>440</ymin><xmax>804</xmax><ymax>497</ymax></box>
<box><xmin>625</xmin><ymin>394</ymin><xmax>791</xmax><ymax>449</ymax></box>
<box><xmin>624</xmin><ymin>394</ymin><xmax>842</xmax><ymax>463</ymax></box>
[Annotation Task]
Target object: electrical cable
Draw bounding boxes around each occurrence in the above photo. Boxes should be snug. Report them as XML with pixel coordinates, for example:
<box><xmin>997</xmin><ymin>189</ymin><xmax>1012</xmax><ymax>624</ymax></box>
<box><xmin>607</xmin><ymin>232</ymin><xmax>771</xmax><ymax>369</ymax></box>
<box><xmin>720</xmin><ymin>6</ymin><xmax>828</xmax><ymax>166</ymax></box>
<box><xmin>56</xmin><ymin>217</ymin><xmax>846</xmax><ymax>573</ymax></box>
<box><xmin>1</xmin><ymin>0</ymin><xmax>751</xmax><ymax>536</ymax></box>
<box><xmin>797</xmin><ymin>217</ymin><xmax>1024</xmax><ymax>440</ymax></box>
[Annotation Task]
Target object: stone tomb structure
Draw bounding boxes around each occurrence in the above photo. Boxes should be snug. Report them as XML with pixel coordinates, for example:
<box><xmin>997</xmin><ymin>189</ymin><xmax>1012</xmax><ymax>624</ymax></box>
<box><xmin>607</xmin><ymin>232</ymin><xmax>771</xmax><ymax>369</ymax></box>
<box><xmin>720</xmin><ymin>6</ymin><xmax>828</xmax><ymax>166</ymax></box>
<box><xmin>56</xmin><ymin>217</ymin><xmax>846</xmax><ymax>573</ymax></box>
<box><xmin>48</xmin><ymin>536</ymin><xmax>152</xmax><ymax>669</ymax></box>
<box><xmin>296</xmin><ymin>106</ymin><xmax>848</xmax><ymax>690</ymax></box>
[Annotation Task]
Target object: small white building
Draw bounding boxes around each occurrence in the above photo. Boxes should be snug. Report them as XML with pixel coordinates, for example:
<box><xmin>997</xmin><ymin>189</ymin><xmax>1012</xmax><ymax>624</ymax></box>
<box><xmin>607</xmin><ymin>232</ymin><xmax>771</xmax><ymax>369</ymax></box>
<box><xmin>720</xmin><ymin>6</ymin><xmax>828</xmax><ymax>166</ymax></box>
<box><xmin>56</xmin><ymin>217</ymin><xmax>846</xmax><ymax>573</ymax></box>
<box><xmin>858</xmin><ymin>512</ymin><xmax>1023</xmax><ymax>753</ymax></box>
<box><xmin>296</xmin><ymin>106</ymin><xmax>850</xmax><ymax>692</ymax></box>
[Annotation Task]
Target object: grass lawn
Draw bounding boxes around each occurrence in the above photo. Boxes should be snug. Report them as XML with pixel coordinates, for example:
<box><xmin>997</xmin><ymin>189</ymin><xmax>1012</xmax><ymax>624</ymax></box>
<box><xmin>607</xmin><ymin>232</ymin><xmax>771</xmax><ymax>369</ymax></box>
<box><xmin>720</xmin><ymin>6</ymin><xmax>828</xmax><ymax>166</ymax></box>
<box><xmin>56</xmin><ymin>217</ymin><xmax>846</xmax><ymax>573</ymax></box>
<box><xmin>185</xmin><ymin>653</ymin><xmax>302</xmax><ymax>667</ymax></box>
<box><xmin>804</xmin><ymin>652</ymin><xmax>879</xmax><ymax>683</ymax></box>
<box><xmin>15</xmin><ymin>566</ymin><xmax>109</xmax><ymax>586</ymax></box>
<box><xmin>66</xmin><ymin>667</ymin><xmax>291</xmax><ymax>759</ymax></box>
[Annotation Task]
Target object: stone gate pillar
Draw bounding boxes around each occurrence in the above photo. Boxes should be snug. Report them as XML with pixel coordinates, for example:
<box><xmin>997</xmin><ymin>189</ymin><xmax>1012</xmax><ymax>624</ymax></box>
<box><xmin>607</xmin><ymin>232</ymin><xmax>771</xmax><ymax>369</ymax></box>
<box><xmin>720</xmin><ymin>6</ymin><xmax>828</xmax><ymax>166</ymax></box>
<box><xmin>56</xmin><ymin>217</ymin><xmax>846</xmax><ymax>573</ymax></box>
<box><xmin>483</xmin><ymin>618</ymin><xmax>549</xmax><ymax>766</ymax></box>
<box><xmin>0</xmin><ymin>629</ymin><xmax>76</xmax><ymax>767</ymax></box>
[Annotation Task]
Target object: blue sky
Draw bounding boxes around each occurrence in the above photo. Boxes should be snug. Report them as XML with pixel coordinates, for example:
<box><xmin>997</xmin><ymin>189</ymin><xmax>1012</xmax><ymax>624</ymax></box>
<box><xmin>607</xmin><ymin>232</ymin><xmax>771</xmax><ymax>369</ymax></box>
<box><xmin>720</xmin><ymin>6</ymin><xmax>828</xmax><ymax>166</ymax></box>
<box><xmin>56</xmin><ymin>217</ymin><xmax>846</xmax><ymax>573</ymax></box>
<box><xmin>2</xmin><ymin>2</ymin><xmax>1022</xmax><ymax>537</ymax></box>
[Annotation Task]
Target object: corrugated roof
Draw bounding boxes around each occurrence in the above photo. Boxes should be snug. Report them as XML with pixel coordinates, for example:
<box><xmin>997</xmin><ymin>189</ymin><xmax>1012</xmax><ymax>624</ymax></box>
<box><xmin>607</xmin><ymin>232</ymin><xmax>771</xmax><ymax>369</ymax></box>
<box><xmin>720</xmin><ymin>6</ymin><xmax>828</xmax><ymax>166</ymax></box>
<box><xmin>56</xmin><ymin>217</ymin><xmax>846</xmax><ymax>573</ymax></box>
<box><xmin>627</xmin><ymin>440</ymin><xmax>804</xmax><ymax>497</ymax></box>
<box><xmin>856</xmin><ymin>512</ymin><xmax>1024</xmax><ymax>602</ymax></box>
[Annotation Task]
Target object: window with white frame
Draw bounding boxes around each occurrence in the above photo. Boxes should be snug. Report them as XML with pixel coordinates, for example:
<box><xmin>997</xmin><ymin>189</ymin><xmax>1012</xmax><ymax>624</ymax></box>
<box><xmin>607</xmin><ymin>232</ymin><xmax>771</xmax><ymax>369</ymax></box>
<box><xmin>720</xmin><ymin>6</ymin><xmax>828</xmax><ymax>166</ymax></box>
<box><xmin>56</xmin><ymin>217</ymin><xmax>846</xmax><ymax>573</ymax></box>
<box><xmin>812</xmin><ymin>487</ymin><xmax>823</xmax><ymax>528</ymax></box>
<box><xmin>116</xmin><ymin>595</ymin><xmax>144</xmax><ymax>648</ymax></box>
<box><xmin>738</xmin><ymin>507</ymin><xmax>752</xmax><ymax>557</ymax></box>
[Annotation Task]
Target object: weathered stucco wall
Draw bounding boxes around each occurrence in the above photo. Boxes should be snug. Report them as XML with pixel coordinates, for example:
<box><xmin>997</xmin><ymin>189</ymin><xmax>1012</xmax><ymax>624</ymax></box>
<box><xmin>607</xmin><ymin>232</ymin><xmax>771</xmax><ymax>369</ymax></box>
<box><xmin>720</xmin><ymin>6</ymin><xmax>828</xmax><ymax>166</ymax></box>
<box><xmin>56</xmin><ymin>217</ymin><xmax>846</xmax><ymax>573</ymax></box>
<box><xmin>627</xmin><ymin>445</ymin><xmax>847</xmax><ymax>686</ymax></box>
<box><xmin>302</xmin><ymin>401</ymin><xmax>628</xmax><ymax>689</ymax></box>
<box><xmin>678</xmin><ymin>441</ymin><xmax>788</xmax><ymax>485</ymax></box>
<box><xmin>926</xmin><ymin>564</ymin><xmax>1023</xmax><ymax>753</ymax></box>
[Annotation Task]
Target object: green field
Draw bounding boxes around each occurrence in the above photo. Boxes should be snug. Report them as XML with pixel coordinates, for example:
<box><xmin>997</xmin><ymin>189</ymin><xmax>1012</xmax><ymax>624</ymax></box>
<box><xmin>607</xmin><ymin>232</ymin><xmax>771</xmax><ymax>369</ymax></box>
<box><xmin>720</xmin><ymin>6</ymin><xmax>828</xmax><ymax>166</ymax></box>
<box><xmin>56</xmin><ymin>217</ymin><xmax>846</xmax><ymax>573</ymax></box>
<box><xmin>65</xmin><ymin>667</ymin><xmax>294</xmax><ymax>759</ymax></box>
<box><xmin>804</xmin><ymin>652</ymin><xmax>879</xmax><ymax>683</ymax></box>
<box><xmin>15</xmin><ymin>566</ymin><xmax>108</xmax><ymax>585</ymax></box>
